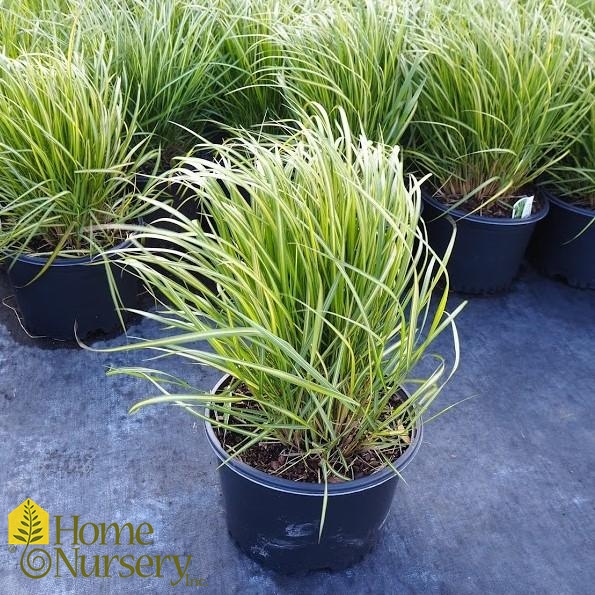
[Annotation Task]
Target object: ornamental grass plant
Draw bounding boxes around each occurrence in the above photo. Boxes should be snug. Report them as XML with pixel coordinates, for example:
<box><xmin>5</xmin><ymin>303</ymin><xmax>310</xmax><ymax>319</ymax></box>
<box><xmin>211</xmin><ymin>0</ymin><xmax>296</xmax><ymax>130</ymax></box>
<box><xmin>544</xmin><ymin>25</ymin><xmax>595</xmax><ymax>209</ymax></box>
<box><xmin>281</xmin><ymin>0</ymin><xmax>422</xmax><ymax>146</ymax></box>
<box><xmin>103</xmin><ymin>107</ymin><xmax>463</xmax><ymax>484</ymax></box>
<box><xmin>545</xmin><ymin>107</ymin><xmax>595</xmax><ymax>209</ymax></box>
<box><xmin>408</xmin><ymin>0</ymin><xmax>594</xmax><ymax>213</ymax></box>
<box><xmin>81</xmin><ymin>0</ymin><xmax>231</xmax><ymax>151</ymax></box>
<box><xmin>0</xmin><ymin>50</ymin><xmax>158</xmax><ymax>261</ymax></box>
<box><xmin>0</xmin><ymin>0</ymin><xmax>73</xmax><ymax>58</ymax></box>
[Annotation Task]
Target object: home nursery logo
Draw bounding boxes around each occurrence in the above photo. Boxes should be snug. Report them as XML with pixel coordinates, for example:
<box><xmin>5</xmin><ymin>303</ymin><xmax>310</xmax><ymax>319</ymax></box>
<box><xmin>7</xmin><ymin>499</ymin><xmax>206</xmax><ymax>586</ymax></box>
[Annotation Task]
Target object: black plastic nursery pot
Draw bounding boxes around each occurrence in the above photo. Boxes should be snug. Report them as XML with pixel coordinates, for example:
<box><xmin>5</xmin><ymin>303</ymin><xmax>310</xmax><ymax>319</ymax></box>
<box><xmin>205</xmin><ymin>375</ymin><xmax>423</xmax><ymax>574</ymax></box>
<box><xmin>529</xmin><ymin>189</ymin><xmax>595</xmax><ymax>289</ymax></box>
<box><xmin>6</xmin><ymin>241</ymin><xmax>140</xmax><ymax>341</ymax></box>
<box><xmin>422</xmin><ymin>191</ymin><xmax>549</xmax><ymax>294</ymax></box>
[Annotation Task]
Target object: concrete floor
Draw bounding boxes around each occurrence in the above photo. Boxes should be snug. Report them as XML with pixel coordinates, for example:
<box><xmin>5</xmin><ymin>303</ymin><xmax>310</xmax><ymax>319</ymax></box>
<box><xmin>1</xmin><ymin>265</ymin><xmax>594</xmax><ymax>594</ymax></box>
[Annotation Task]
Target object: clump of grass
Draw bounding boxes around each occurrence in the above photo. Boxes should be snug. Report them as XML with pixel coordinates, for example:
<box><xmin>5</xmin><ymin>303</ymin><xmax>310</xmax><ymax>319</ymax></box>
<box><xmin>543</xmin><ymin>9</ymin><xmax>595</xmax><ymax>208</ymax></box>
<box><xmin>81</xmin><ymin>0</ymin><xmax>231</xmax><ymax>150</ymax></box>
<box><xmin>102</xmin><ymin>106</ymin><xmax>463</xmax><ymax>482</ymax></box>
<box><xmin>0</xmin><ymin>51</ymin><xmax>157</xmax><ymax>260</ymax></box>
<box><xmin>545</xmin><ymin>104</ymin><xmax>595</xmax><ymax>209</ymax></box>
<box><xmin>280</xmin><ymin>0</ymin><xmax>422</xmax><ymax>146</ymax></box>
<box><xmin>211</xmin><ymin>0</ymin><xmax>297</xmax><ymax>130</ymax></box>
<box><xmin>408</xmin><ymin>0</ymin><xmax>594</xmax><ymax>211</ymax></box>
<box><xmin>0</xmin><ymin>0</ymin><xmax>74</xmax><ymax>57</ymax></box>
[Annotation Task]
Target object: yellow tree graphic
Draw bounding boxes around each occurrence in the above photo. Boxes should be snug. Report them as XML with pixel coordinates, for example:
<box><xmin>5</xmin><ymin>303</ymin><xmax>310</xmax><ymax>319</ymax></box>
<box><xmin>8</xmin><ymin>499</ymin><xmax>52</xmax><ymax>579</ymax></box>
<box><xmin>8</xmin><ymin>499</ymin><xmax>49</xmax><ymax>545</ymax></box>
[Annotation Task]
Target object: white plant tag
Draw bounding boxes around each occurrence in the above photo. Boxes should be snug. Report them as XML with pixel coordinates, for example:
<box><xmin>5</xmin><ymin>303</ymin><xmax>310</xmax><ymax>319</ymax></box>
<box><xmin>512</xmin><ymin>195</ymin><xmax>534</xmax><ymax>219</ymax></box>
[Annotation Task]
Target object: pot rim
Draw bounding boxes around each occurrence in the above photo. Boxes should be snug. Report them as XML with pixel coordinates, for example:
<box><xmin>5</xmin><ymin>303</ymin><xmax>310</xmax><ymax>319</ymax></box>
<box><xmin>422</xmin><ymin>188</ymin><xmax>550</xmax><ymax>226</ymax></box>
<box><xmin>204</xmin><ymin>374</ymin><xmax>424</xmax><ymax>497</ymax></box>
<box><xmin>538</xmin><ymin>188</ymin><xmax>595</xmax><ymax>219</ymax></box>
<box><xmin>4</xmin><ymin>235</ymin><xmax>136</xmax><ymax>268</ymax></box>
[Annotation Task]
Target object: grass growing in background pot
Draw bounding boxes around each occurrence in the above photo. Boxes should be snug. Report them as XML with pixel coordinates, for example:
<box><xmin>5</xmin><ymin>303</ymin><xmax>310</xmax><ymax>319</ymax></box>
<box><xmin>212</xmin><ymin>0</ymin><xmax>299</xmax><ymax>130</ymax></box>
<box><xmin>0</xmin><ymin>0</ymin><xmax>74</xmax><ymax>57</ymax></box>
<box><xmin>281</xmin><ymin>0</ymin><xmax>422</xmax><ymax>146</ymax></box>
<box><xmin>544</xmin><ymin>21</ymin><xmax>595</xmax><ymax>209</ymax></box>
<box><xmin>545</xmin><ymin>107</ymin><xmax>595</xmax><ymax>210</ymax></box>
<box><xmin>408</xmin><ymin>0</ymin><xmax>594</xmax><ymax>213</ymax></box>
<box><xmin>0</xmin><ymin>50</ymin><xmax>158</xmax><ymax>262</ymax></box>
<box><xmin>528</xmin><ymin>61</ymin><xmax>595</xmax><ymax>287</ymax></box>
<box><xmin>81</xmin><ymin>0</ymin><xmax>232</xmax><ymax>153</ymax></box>
<box><xmin>103</xmin><ymin>106</ymin><xmax>464</xmax><ymax>485</ymax></box>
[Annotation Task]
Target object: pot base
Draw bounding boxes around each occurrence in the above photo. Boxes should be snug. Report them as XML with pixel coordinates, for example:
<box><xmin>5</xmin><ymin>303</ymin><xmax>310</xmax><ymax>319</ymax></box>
<box><xmin>226</xmin><ymin>528</ymin><xmax>376</xmax><ymax>574</ymax></box>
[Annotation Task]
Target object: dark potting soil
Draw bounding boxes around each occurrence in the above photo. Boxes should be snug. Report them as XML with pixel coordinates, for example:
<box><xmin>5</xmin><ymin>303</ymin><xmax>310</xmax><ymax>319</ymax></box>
<box><xmin>213</xmin><ymin>384</ymin><xmax>412</xmax><ymax>484</ymax></box>
<box><xmin>437</xmin><ymin>190</ymin><xmax>545</xmax><ymax>218</ymax></box>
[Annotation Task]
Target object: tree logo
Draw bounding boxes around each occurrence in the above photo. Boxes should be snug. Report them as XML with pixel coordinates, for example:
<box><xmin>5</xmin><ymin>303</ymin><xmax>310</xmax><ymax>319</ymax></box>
<box><xmin>8</xmin><ymin>499</ymin><xmax>49</xmax><ymax>545</ymax></box>
<box><xmin>8</xmin><ymin>499</ymin><xmax>51</xmax><ymax>578</ymax></box>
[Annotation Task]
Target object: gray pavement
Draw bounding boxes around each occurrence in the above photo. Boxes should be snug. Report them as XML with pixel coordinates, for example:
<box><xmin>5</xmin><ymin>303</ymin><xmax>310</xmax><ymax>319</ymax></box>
<box><xmin>1</xmin><ymin>265</ymin><xmax>594</xmax><ymax>594</ymax></box>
